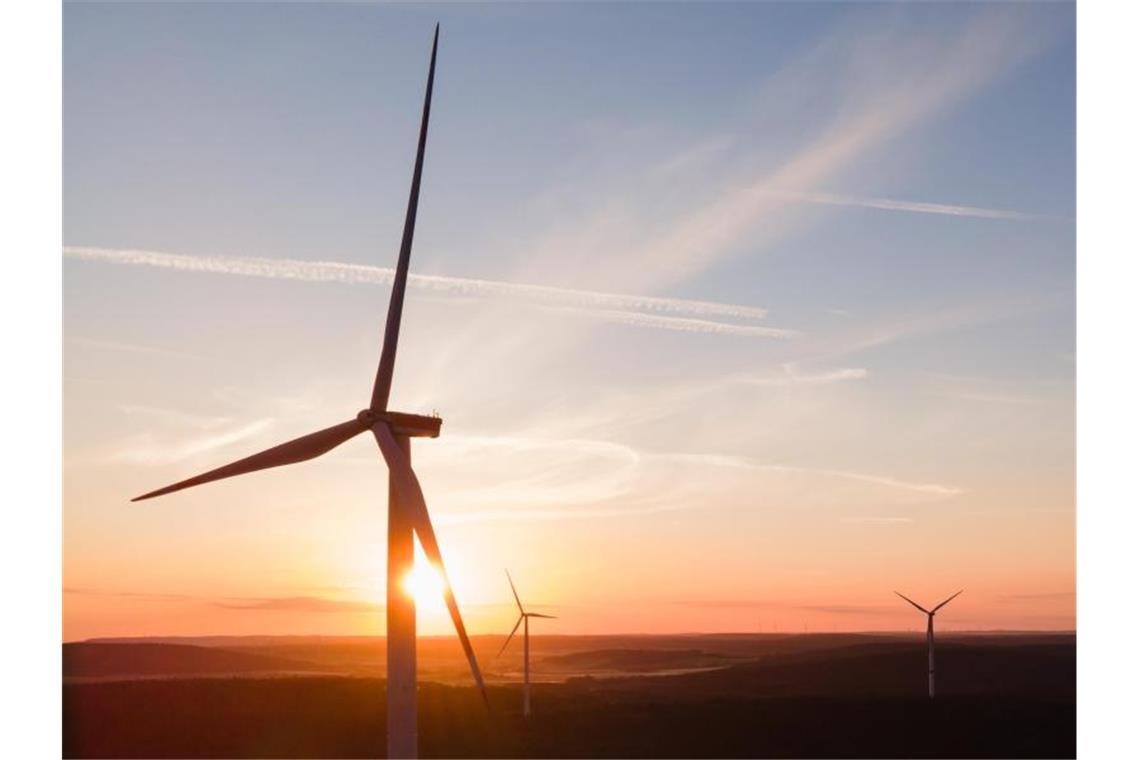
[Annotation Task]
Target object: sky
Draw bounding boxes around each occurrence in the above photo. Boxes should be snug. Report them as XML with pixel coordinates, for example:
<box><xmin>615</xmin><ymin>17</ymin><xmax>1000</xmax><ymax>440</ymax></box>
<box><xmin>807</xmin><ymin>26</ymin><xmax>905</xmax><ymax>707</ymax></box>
<box><xmin>63</xmin><ymin>1</ymin><xmax>1075</xmax><ymax>641</ymax></box>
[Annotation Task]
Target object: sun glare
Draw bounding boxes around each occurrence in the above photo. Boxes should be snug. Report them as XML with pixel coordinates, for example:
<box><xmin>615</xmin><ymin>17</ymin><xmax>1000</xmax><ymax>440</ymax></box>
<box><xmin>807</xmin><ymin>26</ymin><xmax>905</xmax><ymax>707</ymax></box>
<box><xmin>402</xmin><ymin>560</ymin><xmax>448</xmax><ymax>610</ymax></box>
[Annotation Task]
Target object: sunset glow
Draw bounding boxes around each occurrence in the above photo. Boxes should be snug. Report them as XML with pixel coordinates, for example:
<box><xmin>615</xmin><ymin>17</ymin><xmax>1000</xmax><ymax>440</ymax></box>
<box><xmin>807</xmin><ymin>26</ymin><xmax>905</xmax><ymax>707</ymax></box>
<box><xmin>63</xmin><ymin>1</ymin><xmax>1074</xmax><ymax>643</ymax></box>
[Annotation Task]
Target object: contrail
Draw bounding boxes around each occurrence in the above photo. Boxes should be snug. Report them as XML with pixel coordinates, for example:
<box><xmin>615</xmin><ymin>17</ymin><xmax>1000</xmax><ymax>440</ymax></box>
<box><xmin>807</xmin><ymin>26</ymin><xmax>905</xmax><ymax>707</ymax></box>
<box><xmin>546</xmin><ymin>306</ymin><xmax>795</xmax><ymax>338</ymax></box>
<box><xmin>777</xmin><ymin>190</ymin><xmax>1064</xmax><ymax>222</ymax></box>
<box><xmin>64</xmin><ymin>247</ymin><xmax>776</xmax><ymax>327</ymax></box>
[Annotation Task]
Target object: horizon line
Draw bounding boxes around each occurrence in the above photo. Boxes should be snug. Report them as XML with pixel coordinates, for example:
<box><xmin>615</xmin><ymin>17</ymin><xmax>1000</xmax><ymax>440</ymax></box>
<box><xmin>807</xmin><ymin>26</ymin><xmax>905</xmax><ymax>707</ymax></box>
<box><xmin>68</xmin><ymin>628</ymin><xmax>1077</xmax><ymax>644</ymax></box>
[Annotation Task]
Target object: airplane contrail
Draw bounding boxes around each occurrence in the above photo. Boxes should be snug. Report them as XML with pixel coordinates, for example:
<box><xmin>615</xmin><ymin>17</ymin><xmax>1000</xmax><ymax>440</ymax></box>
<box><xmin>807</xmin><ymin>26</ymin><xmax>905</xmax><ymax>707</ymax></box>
<box><xmin>545</xmin><ymin>306</ymin><xmax>795</xmax><ymax>338</ymax></box>
<box><xmin>776</xmin><ymin>190</ymin><xmax>1065</xmax><ymax>222</ymax></box>
<box><xmin>64</xmin><ymin>247</ymin><xmax>789</xmax><ymax>337</ymax></box>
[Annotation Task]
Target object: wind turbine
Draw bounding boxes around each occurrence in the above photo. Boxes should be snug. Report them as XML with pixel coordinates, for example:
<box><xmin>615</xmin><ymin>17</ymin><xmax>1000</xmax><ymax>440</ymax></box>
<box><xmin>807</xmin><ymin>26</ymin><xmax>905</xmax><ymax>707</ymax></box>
<box><xmin>894</xmin><ymin>589</ymin><xmax>962</xmax><ymax>699</ymax></box>
<box><xmin>496</xmin><ymin>570</ymin><xmax>556</xmax><ymax>718</ymax></box>
<box><xmin>131</xmin><ymin>25</ymin><xmax>482</xmax><ymax>759</ymax></box>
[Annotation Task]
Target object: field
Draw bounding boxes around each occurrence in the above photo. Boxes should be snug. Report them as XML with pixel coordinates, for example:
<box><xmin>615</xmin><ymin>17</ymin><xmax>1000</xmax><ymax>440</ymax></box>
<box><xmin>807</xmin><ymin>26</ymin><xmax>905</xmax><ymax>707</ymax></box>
<box><xmin>63</xmin><ymin>633</ymin><xmax>1075</xmax><ymax>758</ymax></box>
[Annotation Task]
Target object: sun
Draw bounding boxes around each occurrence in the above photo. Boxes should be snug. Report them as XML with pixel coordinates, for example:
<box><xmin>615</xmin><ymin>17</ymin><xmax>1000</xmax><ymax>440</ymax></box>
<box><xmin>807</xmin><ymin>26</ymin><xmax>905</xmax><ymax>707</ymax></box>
<box><xmin>402</xmin><ymin>559</ymin><xmax>447</xmax><ymax>611</ymax></box>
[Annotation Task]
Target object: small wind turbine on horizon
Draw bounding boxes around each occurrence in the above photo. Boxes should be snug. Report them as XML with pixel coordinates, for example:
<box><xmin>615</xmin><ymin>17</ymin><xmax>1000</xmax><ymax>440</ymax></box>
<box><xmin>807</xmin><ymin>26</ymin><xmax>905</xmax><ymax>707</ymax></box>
<box><xmin>497</xmin><ymin>570</ymin><xmax>556</xmax><ymax>718</ymax></box>
<box><xmin>131</xmin><ymin>25</ymin><xmax>480</xmax><ymax>759</ymax></box>
<box><xmin>895</xmin><ymin>589</ymin><xmax>962</xmax><ymax>699</ymax></box>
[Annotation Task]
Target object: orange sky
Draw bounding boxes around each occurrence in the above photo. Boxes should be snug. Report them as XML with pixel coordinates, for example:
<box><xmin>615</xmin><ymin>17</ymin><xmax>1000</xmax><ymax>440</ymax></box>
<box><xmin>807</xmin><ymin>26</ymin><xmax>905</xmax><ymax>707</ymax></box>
<box><xmin>63</xmin><ymin>3</ymin><xmax>1074</xmax><ymax>642</ymax></box>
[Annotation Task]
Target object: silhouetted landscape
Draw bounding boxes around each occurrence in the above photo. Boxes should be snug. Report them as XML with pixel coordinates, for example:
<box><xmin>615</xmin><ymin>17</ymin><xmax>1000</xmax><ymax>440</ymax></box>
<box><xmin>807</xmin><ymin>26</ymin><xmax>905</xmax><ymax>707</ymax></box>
<box><xmin>63</xmin><ymin>632</ymin><xmax>1074</xmax><ymax>758</ymax></box>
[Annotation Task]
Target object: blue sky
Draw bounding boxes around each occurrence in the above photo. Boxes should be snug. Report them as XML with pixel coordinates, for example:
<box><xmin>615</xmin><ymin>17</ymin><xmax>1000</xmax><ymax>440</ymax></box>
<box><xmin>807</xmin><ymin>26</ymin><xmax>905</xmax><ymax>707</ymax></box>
<box><xmin>63</xmin><ymin>1</ymin><xmax>1075</xmax><ymax>638</ymax></box>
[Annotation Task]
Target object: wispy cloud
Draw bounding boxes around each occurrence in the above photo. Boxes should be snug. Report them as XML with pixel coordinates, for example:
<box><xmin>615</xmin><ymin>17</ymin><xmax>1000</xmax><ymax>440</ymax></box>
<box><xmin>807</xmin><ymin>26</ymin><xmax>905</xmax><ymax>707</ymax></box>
<box><xmin>435</xmin><ymin>503</ymin><xmax>690</xmax><ymax>527</ymax></box>
<box><xmin>593</xmin><ymin>7</ymin><xmax>1057</xmax><ymax>291</ymax></box>
<box><xmin>997</xmin><ymin>591</ymin><xmax>1075</xmax><ymax>603</ymax></box>
<box><xmin>421</xmin><ymin>432</ymin><xmax>961</xmax><ymax>526</ymax></box>
<box><xmin>810</xmin><ymin>470</ymin><xmax>961</xmax><ymax>498</ymax></box>
<box><xmin>774</xmin><ymin>189</ymin><xmax>1065</xmax><ymax>223</ymax></box>
<box><xmin>840</xmin><ymin>517</ymin><xmax>915</xmax><ymax>525</ymax></box>
<box><xmin>795</xmin><ymin>603</ymin><xmax>898</xmax><ymax>616</ymax></box>
<box><xmin>735</xmin><ymin>366</ymin><xmax>867</xmax><ymax>386</ymax></box>
<box><xmin>64</xmin><ymin>587</ymin><xmax>196</xmax><ymax>602</ymax></box>
<box><xmin>937</xmin><ymin>391</ymin><xmax>1045</xmax><ymax>406</ymax></box>
<box><xmin>547</xmin><ymin>364</ymin><xmax>869</xmax><ymax>436</ymax></box>
<box><xmin>673</xmin><ymin>598</ymin><xmax>897</xmax><ymax>616</ymax></box>
<box><xmin>212</xmin><ymin>596</ymin><xmax>379</xmax><ymax>613</ymax></box>
<box><xmin>654</xmin><ymin>453</ymin><xmax>962</xmax><ymax>499</ymax></box>
<box><xmin>65</xmin><ymin>587</ymin><xmax>380</xmax><ymax>614</ymax></box>
<box><xmin>426</xmin><ymin>434</ymin><xmax>643</xmax><ymax>510</ymax></box>
<box><xmin>118</xmin><ymin>405</ymin><xmax>233</xmax><ymax>430</ymax></box>
<box><xmin>651</xmin><ymin>135</ymin><xmax>736</xmax><ymax>178</ymax></box>
<box><xmin>545</xmin><ymin>306</ymin><xmax>795</xmax><ymax>339</ymax></box>
<box><xmin>69</xmin><ymin>336</ymin><xmax>199</xmax><ymax>360</ymax></box>
<box><xmin>805</xmin><ymin>297</ymin><xmax>1058</xmax><ymax>363</ymax></box>
<box><xmin>110</xmin><ymin>418</ymin><xmax>274</xmax><ymax>465</ymax></box>
<box><xmin>64</xmin><ymin>246</ymin><xmax>789</xmax><ymax>338</ymax></box>
<box><xmin>919</xmin><ymin>371</ymin><xmax>1054</xmax><ymax>406</ymax></box>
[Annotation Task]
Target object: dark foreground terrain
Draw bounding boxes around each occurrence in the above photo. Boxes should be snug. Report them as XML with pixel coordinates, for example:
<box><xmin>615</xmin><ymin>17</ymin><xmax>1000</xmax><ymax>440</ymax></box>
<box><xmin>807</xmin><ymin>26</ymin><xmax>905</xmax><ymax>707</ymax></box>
<box><xmin>63</xmin><ymin>633</ymin><xmax>1075</xmax><ymax>758</ymax></box>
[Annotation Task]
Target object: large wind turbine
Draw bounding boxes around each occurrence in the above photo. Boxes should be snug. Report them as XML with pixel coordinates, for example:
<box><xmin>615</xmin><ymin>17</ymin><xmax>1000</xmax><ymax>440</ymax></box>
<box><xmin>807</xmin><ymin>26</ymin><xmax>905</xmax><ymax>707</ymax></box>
<box><xmin>131</xmin><ymin>25</ymin><xmax>481</xmax><ymax>759</ymax></box>
<box><xmin>496</xmin><ymin>570</ymin><xmax>556</xmax><ymax>718</ymax></box>
<box><xmin>895</xmin><ymin>590</ymin><xmax>962</xmax><ymax>699</ymax></box>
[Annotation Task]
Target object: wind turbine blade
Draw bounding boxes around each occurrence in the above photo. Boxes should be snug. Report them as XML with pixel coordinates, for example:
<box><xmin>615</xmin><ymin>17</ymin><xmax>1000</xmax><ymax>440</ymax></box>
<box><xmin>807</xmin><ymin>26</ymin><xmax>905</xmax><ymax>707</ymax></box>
<box><xmin>131</xmin><ymin>418</ymin><xmax>367</xmax><ymax>502</ymax></box>
<box><xmin>370</xmin><ymin>23</ymin><xmax>439</xmax><ymax>412</ymax></box>
<box><xmin>527</xmin><ymin>613</ymin><xmax>557</xmax><ymax>619</ymax></box>
<box><xmin>506</xmin><ymin>569</ymin><xmax>524</xmax><ymax>615</ymax></box>
<box><xmin>894</xmin><ymin>591</ymin><xmax>931</xmax><ymax>615</ymax></box>
<box><xmin>932</xmin><ymin>589</ymin><xmax>963</xmax><ymax>613</ymax></box>
<box><xmin>497</xmin><ymin>615</ymin><xmax>523</xmax><ymax>658</ymax></box>
<box><xmin>373</xmin><ymin>421</ymin><xmax>488</xmax><ymax>703</ymax></box>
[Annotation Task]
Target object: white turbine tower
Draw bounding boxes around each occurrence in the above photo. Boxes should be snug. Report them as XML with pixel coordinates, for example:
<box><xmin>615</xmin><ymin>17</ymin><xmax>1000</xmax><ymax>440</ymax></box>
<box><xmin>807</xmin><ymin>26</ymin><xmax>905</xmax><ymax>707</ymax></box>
<box><xmin>895</xmin><ymin>590</ymin><xmax>963</xmax><ymax>699</ymax></box>
<box><xmin>497</xmin><ymin>570</ymin><xmax>556</xmax><ymax>718</ymax></box>
<box><xmin>131</xmin><ymin>25</ymin><xmax>484</xmax><ymax>759</ymax></box>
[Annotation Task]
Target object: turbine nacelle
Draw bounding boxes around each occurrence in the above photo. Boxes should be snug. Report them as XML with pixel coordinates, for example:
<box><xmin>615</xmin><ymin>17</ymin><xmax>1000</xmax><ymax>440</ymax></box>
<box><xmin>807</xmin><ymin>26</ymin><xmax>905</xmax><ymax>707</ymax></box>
<box><xmin>356</xmin><ymin>409</ymin><xmax>442</xmax><ymax>438</ymax></box>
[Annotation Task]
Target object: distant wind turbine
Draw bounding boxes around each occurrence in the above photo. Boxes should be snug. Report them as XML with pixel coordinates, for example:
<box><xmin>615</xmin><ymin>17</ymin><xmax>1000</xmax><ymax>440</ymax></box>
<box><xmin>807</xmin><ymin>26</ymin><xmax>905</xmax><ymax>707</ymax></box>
<box><xmin>497</xmin><ymin>570</ymin><xmax>556</xmax><ymax>718</ymax></box>
<box><xmin>894</xmin><ymin>590</ymin><xmax>963</xmax><ymax>698</ymax></box>
<box><xmin>131</xmin><ymin>25</ymin><xmax>482</xmax><ymax>759</ymax></box>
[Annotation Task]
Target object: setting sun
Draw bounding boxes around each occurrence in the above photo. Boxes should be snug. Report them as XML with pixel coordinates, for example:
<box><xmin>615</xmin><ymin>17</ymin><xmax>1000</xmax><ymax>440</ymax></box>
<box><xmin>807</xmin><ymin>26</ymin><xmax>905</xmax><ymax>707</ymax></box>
<box><xmin>402</xmin><ymin>559</ymin><xmax>447</xmax><ymax>611</ymax></box>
